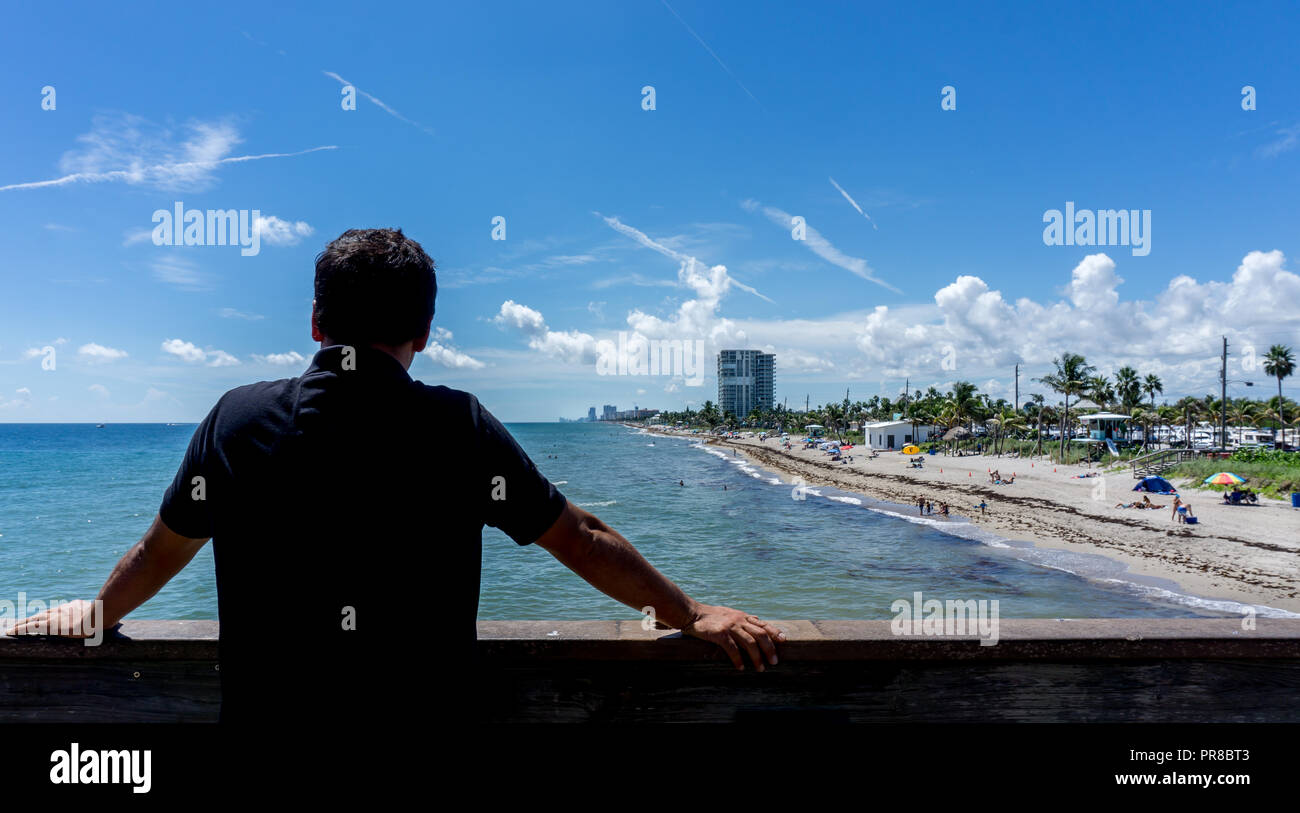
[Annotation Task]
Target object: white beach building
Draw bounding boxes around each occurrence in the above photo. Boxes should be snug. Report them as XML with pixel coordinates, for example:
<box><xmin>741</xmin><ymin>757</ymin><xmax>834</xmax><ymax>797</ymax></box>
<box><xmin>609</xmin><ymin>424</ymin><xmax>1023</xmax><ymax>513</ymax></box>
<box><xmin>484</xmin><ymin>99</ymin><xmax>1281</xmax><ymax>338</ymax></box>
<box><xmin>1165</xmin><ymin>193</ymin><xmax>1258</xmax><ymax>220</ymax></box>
<box><xmin>863</xmin><ymin>420</ymin><xmax>931</xmax><ymax>450</ymax></box>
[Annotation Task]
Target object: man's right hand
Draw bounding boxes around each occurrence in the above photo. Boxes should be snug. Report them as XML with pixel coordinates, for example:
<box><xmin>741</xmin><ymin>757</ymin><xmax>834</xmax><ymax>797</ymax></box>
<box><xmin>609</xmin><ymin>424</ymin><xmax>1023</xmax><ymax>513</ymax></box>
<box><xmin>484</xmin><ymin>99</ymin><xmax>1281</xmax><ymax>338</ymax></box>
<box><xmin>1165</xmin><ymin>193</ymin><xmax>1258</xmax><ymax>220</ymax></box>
<box><xmin>682</xmin><ymin>604</ymin><xmax>786</xmax><ymax>672</ymax></box>
<box><xmin>4</xmin><ymin>598</ymin><xmax>99</xmax><ymax>638</ymax></box>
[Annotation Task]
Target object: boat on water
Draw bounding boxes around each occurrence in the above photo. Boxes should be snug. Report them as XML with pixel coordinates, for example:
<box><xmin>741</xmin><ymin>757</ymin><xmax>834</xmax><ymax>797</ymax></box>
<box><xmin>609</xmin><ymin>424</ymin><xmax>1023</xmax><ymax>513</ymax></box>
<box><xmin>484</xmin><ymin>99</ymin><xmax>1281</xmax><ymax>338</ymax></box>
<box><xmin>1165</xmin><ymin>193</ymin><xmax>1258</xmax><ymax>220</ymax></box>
<box><xmin>95</xmin><ymin>424</ymin><xmax>105</xmax><ymax>428</ymax></box>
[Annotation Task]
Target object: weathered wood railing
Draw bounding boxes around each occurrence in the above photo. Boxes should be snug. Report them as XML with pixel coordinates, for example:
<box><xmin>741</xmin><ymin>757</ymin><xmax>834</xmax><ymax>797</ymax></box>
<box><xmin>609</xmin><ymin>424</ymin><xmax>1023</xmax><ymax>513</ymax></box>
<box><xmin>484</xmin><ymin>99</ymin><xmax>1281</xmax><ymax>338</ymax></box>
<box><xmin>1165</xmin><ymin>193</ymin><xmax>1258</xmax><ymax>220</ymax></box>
<box><xmin>1130</xmin><ymin>448</ymin><xmax>1196</xmax><ymax>478</ymax></box>
<box><xmin>3</xmin><ymin>619</ymin><xmax>1299</xmax><ymax>722</ymax></box>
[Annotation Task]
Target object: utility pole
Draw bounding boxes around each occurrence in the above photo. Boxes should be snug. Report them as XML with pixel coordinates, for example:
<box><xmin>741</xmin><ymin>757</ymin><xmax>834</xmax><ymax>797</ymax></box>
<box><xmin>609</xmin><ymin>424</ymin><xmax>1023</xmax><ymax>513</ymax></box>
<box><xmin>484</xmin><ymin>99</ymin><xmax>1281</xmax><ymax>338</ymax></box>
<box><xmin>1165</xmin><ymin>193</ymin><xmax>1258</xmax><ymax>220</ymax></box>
<box><xmin>1220</xmin><ymin>336</ymin><xmax>1228</xmax><ymax>452</ymax></box>
<box><xmin>1014</xmin><ymin>364</ymin><xmax>1020</xmax><ymax>412</ymax></box>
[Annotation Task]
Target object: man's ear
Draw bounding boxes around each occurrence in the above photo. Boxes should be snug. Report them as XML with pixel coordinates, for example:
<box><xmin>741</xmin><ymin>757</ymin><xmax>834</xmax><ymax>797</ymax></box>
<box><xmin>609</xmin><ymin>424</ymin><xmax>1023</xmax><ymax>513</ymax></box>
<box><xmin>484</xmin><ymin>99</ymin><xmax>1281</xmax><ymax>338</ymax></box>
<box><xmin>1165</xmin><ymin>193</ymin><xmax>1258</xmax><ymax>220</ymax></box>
<box><xmin>310</xmin><ymin>300</ymin><xmax>323</xmax><ymax>342</ymax></box>
<box><xmin>411</xmin><ymin>319</ymin><xmax>432</xmax><ymax>353</ymax></box>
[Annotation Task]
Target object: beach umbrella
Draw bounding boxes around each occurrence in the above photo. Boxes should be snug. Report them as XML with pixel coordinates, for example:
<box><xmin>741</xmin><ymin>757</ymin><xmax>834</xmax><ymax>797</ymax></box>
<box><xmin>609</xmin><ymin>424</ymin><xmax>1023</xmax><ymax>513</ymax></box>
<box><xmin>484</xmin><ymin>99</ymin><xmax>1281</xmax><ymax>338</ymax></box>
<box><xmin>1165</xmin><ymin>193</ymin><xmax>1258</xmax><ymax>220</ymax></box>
<box><xmin>942</xmin><ymin>427</ymin><xmax>971</xmax><ymax>441</ymax></box>
<box><xmin>1203</xmin><ymin>472</ymin><xmax>1246</xmax><ymax>485</ymax></box>
<box><xmin>901</xmin><ymin>444</ymin><xmax>920</xmax><ymax>455</ymax></box>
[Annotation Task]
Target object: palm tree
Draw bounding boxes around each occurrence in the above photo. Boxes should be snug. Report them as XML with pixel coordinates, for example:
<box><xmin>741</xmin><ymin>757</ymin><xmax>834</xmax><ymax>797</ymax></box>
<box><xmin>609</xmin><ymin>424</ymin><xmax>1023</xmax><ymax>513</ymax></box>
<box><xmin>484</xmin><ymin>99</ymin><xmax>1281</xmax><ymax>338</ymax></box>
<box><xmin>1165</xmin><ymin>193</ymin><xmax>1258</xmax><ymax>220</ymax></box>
<box><xmin>1143</xmin><ymin>373</ymin><xmax>1163</xmax><ymax>410</ymax></box>
<box><xmin>1036</xmin><ymin>354</ymin><xmax>1096</xmax><ymax>463</ymax></box>
<box><xmin>1156</xmin><ymin>403</ymin><xmax>1178</xmax><ymax>449</ymax></box>
<box><xmin>824</xmin><ymin>402</ymin><xmax>846</xmax><ymax>441</ymax></box>
<box><xmin>995</xmin><ymin>408</ymin><xmax>1027</xmax><ymax>455</ymax></box>
<box><xmin>1129</xmin><ymin>404</ymin><xmax>1150</xmax><ymax>451</ymax></box>
<box><xmin>1263</xmin><ymin>345</ymin><xmax>1295</xmax><ymax>445</ymax></box>
<box><xmin>948</xmin><ymin>381</ymin><xmax>980</xmax><ymax>432</ymax></box>
<box><xmin>1115</xmin><ymin>367</ymin><xmax>1141</xmax><ymax>411</ymax></box>
<box><xmin>1087</xmin><ymin>375</ymin><xmax>1114</xmax><ymax>411</ymax></box>
<box><xmin>699</xmin><ymin>400</ymin><xmax>720</xmax><ymax>427</ymax></box>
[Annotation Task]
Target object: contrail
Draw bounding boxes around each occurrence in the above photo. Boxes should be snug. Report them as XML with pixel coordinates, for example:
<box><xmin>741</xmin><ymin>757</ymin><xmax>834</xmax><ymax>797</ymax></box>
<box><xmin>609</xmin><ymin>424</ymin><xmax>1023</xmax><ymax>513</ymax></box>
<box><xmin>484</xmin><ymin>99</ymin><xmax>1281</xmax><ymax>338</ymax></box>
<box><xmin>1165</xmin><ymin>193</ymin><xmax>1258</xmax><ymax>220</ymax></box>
<box><xmin>659</xmin><ymin>0</ymin><xmax>762</xmax><ymax>108</ymax></box>
<box><xmin>744</xmin><ymin>199</ymin><xmax>899</xmax><ymax>293</ymax></box>
<box><xmin>598</xmin><ymin>212</ymin><xmax>775</xmax><ymax>304</ymax></box>
<box><xmin>829</xmin><ymin>176</ymin><xmax>877</xmax><ymax>230</ymax></box>
<box><xmin>0</xmin><ymin>145</ymin><xmax>338</xmax><ymax>191</ymax></box>
<box><xmin>324</xmin><ymin>71</ymin><xmax>436</xmax><ymax>137</ymax></box>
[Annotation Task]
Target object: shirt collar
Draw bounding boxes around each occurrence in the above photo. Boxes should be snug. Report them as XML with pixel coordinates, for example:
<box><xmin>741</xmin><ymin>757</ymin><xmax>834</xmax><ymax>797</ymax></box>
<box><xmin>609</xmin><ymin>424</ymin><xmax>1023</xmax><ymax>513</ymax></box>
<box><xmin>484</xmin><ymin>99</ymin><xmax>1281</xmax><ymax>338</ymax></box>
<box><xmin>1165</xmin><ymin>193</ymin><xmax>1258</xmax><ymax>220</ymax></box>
<box><xmin>305</xmin><ymin>344</ymin><xmax>413</xmax><ymax>383</ymax></box>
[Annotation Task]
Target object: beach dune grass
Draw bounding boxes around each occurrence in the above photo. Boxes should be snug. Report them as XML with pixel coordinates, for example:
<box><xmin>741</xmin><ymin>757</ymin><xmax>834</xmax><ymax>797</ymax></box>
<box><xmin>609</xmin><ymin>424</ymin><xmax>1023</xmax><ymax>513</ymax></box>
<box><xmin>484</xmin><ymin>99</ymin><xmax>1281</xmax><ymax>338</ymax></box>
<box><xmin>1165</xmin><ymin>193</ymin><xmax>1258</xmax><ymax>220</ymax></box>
<box><xmin>1170</xmin><ymin>457</ymin><xmax>1300</xmax><ymax>500</ymax></box>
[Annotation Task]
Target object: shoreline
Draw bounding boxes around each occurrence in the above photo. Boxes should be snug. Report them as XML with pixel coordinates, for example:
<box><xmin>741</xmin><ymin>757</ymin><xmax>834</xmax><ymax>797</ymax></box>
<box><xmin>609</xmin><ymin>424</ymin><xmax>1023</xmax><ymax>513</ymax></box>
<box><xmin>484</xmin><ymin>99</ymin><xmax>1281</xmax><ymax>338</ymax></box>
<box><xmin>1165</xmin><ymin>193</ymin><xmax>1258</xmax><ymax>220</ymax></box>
<box><xmin>642</xmin><ymin>426</ymin><xmax>1300</xmax><ymax>615</ymax></box>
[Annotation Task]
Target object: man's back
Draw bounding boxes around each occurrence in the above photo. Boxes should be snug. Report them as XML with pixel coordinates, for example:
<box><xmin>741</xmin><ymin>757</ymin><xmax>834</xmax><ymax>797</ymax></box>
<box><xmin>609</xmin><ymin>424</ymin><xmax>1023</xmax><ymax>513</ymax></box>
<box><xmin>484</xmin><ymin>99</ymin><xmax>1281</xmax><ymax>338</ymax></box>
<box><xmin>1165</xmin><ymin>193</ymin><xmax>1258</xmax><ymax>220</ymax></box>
<box><xmin>158</xmin><ymin>344</ymin><xmax>566</xmax><ymax>727</ymax></box>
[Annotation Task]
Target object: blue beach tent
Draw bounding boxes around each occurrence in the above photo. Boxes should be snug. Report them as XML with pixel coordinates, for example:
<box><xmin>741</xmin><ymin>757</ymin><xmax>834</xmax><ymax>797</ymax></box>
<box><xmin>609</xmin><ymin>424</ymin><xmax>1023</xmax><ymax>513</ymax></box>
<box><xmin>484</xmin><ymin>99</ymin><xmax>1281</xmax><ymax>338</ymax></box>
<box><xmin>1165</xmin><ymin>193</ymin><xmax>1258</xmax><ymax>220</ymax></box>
<box><xmin>1133</xmin><ymin>476</ymin><xmax>1177</xmax><ymax>495</ymax></box>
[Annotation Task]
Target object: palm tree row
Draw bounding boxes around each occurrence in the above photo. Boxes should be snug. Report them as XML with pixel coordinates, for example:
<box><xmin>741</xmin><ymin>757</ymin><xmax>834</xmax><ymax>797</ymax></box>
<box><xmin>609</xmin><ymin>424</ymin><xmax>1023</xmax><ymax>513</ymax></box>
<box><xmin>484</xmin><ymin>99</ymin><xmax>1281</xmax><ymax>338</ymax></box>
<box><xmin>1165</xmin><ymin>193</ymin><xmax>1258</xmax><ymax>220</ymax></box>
<box><xmin>649</xmin><ymin>345</ymin><xmax>1297</xmax><ymax>458</ymax></box>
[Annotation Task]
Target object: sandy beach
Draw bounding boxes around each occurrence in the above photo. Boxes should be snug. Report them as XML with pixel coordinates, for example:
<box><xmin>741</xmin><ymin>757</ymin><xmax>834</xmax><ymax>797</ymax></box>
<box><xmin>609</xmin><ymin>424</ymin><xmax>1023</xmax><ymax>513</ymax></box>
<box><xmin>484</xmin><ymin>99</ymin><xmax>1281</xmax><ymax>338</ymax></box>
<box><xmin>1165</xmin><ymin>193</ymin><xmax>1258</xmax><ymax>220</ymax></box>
<box><xmin>650</xmin><ymin>428</ymin><xmax>1300</xmax><ymax>614</ymax></box>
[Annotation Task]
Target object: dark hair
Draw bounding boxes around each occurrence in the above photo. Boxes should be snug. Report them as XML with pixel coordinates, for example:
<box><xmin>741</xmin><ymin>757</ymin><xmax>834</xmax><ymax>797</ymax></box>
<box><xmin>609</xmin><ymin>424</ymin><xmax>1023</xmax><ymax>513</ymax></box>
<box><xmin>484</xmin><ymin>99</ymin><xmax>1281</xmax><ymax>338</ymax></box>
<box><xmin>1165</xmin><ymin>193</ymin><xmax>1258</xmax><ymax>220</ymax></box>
<box><xmin>313</xmin><ymin>228</ymin><xmax>436</xmax><ymax>346</ymax></box>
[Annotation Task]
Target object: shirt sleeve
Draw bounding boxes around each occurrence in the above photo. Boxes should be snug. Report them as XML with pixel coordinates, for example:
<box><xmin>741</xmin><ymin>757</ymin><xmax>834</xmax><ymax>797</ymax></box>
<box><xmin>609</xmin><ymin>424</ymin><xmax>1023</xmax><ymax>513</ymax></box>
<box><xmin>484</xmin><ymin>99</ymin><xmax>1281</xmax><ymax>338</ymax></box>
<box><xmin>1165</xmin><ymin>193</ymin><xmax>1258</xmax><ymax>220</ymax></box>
<box><xmin>474</xmin><ymin>396</ymin><xmax>567</xmax><ymax>546</ymax></box>
<box><xmin>158</xmin><ymin>404</ymin><xmax>219</xmax><ymax>540</ymax></box>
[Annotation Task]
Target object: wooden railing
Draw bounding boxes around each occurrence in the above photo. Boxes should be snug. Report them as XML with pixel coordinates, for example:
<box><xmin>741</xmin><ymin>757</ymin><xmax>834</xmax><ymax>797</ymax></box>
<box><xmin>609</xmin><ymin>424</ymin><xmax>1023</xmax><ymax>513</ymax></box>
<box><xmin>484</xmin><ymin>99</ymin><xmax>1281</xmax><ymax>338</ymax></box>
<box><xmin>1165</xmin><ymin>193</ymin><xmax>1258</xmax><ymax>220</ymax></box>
<box><xmin>3</xmin><ymin>619</ymin><xmax>1299</xmax><ymax>723</ymax></box>
<box><xmin>1129</xmin><ymin>448</ymin><xmax>1196</xmax><ymax>478</ymax></box>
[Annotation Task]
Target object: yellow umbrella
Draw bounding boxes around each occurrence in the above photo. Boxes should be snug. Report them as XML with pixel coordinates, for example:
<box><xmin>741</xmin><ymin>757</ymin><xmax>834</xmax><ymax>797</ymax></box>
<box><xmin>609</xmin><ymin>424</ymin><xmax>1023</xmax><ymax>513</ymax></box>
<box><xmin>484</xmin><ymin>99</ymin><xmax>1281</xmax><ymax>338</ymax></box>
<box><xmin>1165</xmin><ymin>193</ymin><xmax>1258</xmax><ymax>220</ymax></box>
<box><xmin>901</xmin><ymin>445</ymin><xmax>921</xmax><ymax>455</ymax></box>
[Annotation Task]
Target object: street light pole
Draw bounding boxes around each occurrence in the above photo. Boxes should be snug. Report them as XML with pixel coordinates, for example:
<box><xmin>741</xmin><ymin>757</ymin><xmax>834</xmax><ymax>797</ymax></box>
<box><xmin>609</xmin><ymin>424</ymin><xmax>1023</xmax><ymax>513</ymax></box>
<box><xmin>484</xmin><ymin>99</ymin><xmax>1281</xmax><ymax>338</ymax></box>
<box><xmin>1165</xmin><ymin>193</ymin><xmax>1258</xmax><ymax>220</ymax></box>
<box><xmin>1221</xmin><ymin>336</ymin><xmax>1228</xmax><ymax>452</ymax></box>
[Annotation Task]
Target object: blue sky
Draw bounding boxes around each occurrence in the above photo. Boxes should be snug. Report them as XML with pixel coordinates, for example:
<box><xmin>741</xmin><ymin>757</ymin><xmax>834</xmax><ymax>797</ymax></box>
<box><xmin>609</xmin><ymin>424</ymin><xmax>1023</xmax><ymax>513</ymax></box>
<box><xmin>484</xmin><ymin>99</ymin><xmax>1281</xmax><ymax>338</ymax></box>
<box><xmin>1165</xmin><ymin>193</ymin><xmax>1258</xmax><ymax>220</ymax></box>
<box><xmin>2</xmin><ymin>1</ymin><xmax>1298</xmax><ymax>421</ymax></box>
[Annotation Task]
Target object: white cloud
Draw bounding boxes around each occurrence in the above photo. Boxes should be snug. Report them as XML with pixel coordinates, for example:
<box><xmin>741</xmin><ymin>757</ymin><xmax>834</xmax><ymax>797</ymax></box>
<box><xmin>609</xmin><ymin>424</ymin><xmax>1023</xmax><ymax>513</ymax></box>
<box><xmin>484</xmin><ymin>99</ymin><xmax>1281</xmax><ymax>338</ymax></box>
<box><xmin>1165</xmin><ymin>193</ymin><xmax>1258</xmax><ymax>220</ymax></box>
<box><xmin>254</xmin><ymin>215</ymin><xmax>314</xmax><ymax>246</ymax></box>
<box><xmin>0</xmin><ymin>113</ymin><xmax>337</xmax><ymax>192</ymax></box>
<box><xmin>88</xmin><ymin>384</ymin><xmax>110</xmax><ymax>398</ymax></box>
<box><xmin>220</xmin><ymin>307</ymin><xmax>264</xmax><ymax>320</ymax></box>
<box><xmin>492</xmin><ymin>300</ymin><xmax>608</xmax><ymax>365</ymax></box>
<box><xmin>161</xmin><ymin>338</ymin><xmax>210</xmax><ymax>363</ymax></box>
<box><xmin>151</xmin><ymin>256</ymin><xmax>210</xmax><ymax>291</ymax></box>
<box><xmin>16</xmin><ymin>387</ymin><xmax>31</xmax><ymax>396</ymax></box>
<box><xmin>122</xmin><ymin>228</ymin><xmax>153</xmax><ymax>246</ymax></box>
<box><xmin>423</xmin><ymin>341</ymin><xmax>485</xmax><ymax>370</ymax></box>
<box><xmin>599</xmin><ymin>214</ymin><xmax>772</xmax><ymax>303</ymax></box>
<box><xmin>252</xmin><ymin>351</ymin><xmax>306</xmax><ymax>366</ymax></box>
<box><xmin>1257</xmin><ymin>123</ymin><xmax>1300</xmax><ymax>159</ymax></box>
<box><xmin>206</xmin><ymin>350</ymin><xmax>241</xmax><ymax>367</ymax></box>
<box><xmin>837</xmin><ymin>249</ymin><xmax>1300</xmax><ymax>397</ymax></box>
<box><xmin>77</xmin><ymin>342</ymin><xmax>128</xmax><ymax>361</ymax></box>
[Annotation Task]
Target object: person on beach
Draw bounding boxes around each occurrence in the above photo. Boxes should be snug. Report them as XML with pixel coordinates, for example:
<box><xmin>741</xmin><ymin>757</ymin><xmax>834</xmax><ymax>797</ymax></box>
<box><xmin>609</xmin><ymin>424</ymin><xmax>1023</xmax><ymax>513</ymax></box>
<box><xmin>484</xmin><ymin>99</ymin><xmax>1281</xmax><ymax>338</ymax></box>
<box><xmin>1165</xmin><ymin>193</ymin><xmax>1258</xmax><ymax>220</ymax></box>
<box><xmin>5</xmin><ymin>228</ymin><xmax>785</xmax><ymax>732</ymax></box>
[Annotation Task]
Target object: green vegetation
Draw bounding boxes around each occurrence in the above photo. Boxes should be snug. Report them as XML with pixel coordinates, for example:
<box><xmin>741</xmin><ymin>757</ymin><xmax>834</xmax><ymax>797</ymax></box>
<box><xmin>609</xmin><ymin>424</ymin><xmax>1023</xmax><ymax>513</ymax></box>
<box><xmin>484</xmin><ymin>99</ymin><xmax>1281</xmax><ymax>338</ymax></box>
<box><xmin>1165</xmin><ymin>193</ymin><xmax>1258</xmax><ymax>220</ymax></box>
<box><xmin>646</xmin><ymin>347</ymin><xmax>1298</xmax><ymax>468</ymax></box>
<box><xmin>1169</xmin><ymin>447</ymin><xmax>1300</xmax><ymax>500</ymax></box>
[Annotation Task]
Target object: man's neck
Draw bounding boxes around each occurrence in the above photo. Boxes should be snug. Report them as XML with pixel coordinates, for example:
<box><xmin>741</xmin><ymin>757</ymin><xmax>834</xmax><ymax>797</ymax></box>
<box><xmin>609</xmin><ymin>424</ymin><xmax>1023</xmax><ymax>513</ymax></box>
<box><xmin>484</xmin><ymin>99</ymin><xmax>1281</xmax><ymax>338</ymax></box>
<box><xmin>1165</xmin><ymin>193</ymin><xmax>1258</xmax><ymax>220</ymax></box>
<box><xmin>320</xmin><ymin>340</ymin><xmax>414</xmax><ymax>371</ymax></box>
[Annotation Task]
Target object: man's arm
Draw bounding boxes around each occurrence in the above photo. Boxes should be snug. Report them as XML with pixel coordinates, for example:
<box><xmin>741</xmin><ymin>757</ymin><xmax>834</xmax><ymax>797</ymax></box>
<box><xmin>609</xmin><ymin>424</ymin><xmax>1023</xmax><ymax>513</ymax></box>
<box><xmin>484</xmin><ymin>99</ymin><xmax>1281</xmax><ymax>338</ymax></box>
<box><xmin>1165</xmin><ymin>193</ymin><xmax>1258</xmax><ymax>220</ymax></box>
<box><xmin>4</xmin><ymin>515</ymin><xmax>209</xmax><ymax>637</ymax></box>
<box><xmin>534</xmin><ymin>501</ymin><xmax>785</xmax><ymax>671</ymax></box>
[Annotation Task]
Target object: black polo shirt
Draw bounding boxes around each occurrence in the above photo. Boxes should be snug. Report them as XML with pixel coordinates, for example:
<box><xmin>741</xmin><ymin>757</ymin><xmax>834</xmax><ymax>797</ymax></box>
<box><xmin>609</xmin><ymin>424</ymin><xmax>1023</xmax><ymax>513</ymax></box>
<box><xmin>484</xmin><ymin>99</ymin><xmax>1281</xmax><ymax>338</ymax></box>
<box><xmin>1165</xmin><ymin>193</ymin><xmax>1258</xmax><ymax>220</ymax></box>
<box><xmin>158</xmin><ymin>344</ymin><xmax>567</xmax><ymax>728</ymax></box>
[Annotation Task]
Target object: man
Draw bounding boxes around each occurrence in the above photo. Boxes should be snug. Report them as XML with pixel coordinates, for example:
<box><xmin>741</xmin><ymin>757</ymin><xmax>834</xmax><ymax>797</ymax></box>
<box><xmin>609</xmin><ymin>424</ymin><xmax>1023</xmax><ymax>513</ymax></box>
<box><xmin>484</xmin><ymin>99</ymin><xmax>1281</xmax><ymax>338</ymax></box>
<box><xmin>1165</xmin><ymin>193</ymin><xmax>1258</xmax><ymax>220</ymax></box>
<box><xmin>7</xmin><ymin>228</ymin><xmax>783</xmax><ymax>727</ymax></box>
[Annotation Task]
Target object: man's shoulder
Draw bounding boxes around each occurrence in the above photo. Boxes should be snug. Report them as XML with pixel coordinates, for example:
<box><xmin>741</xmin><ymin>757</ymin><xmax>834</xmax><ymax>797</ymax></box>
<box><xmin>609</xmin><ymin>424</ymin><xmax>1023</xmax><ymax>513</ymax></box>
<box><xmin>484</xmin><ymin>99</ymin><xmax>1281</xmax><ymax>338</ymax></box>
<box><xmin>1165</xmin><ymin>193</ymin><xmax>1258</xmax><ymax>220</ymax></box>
<box><xmin>406</xmin><ymin>380</ymin><xmax>483</xmax><ymax>416</ymax></box>
<box><xmin>216</xmin><ymin>375</ymin><xmax>300</xmax><ymax>411</ymax></box>
<box><xmin>205</xmin><ymin>376</ymin><xmax>300</xmax><ymax>432</ymax></box>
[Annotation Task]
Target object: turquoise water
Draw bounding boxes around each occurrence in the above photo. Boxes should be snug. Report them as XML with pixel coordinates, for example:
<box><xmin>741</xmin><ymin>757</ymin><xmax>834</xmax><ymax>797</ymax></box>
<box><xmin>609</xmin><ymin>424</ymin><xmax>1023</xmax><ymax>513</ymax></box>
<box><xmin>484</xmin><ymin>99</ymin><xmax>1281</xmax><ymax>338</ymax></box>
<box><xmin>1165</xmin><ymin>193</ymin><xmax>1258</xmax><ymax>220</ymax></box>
<box><xmin>0</xmin><ymin>422</ymin><xmax>1266</xmax><ymax>622</ymax></box>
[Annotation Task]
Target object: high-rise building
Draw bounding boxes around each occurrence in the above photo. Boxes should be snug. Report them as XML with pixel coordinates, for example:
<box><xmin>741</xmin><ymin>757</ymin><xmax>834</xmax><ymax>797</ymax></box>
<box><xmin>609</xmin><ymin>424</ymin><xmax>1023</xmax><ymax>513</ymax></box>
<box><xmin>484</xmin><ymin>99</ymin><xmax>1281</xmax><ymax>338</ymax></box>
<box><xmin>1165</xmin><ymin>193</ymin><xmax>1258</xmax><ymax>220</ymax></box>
<box><xmin>587</xmin><ymin>407</ymin><xmax>597</xmax><ymax>422</ymax></box>
<box><xmin>717</xmin><ymin>350</ymin><xmax>775</xmax><ymax>421</ymax></box>
<box><xmin>602</xmin><ymin>404</ymin><xmax>617</xmax><ymax>421</ymax></box>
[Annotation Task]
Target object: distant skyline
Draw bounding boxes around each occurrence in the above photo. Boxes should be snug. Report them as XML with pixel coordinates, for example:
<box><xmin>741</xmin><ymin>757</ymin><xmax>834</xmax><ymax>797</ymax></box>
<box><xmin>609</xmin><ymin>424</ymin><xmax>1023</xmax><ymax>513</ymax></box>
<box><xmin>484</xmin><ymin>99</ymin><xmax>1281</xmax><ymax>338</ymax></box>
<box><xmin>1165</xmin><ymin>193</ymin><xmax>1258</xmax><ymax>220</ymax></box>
<box><xmin>2</xmin><ymin>1</ymin><xmax>1298</xmax><ymax>422</ymax></box>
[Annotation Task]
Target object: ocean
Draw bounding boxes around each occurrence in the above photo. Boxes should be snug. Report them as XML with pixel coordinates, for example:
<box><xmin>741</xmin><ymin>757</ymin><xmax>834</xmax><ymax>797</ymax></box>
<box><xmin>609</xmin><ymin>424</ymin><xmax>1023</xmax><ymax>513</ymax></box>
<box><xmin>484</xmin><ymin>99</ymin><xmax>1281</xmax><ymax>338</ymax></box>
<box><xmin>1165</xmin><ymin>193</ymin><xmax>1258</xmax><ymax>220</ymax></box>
<box><xmin>0</xmin><ymin>422</ymin><xmax>1269</xmax><ymax>622</ymax></box>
